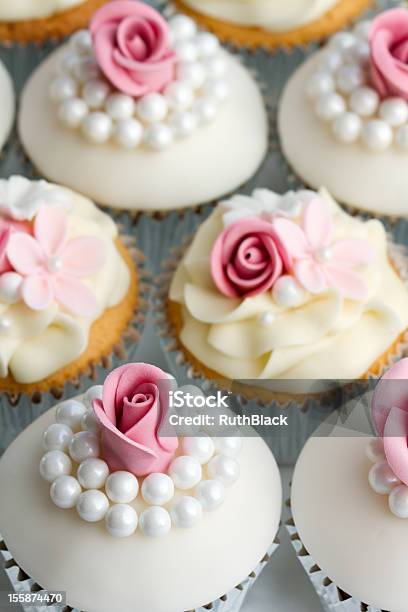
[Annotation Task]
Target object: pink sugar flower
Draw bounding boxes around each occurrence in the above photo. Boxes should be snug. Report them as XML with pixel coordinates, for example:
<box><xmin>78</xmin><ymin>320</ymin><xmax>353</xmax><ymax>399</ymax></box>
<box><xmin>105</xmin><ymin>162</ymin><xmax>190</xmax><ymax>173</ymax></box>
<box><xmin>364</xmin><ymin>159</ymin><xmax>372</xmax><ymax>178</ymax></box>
<box><xmin>0</xmin><ymin>218</ymin><xmax>31</xmax><ymax>274</ymax></box>
<box><xmin>6</xmin><ymin>206</ymin><xmax>106</xmax><ymax>316</ymax></box>
<box><xmin>272</xmin><ymin>197</ymin><xmax>375</xmax><ymax>300</ymax></box>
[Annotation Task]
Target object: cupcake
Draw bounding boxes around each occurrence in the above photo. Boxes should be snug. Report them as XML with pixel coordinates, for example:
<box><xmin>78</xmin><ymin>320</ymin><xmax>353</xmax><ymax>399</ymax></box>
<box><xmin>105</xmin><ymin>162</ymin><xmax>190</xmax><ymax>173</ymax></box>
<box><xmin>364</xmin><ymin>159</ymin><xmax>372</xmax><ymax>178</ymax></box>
<box><xmin>172</xmin><ymin>0</ymin><xmax>371</xmax><ymax>50</ymax></box>
<box><xmin>289</xmin><ymin>358</ymin><xmax>408</xmax><ymax>611</ymax></box>
<box><xmin>0</xmin><ymin>58</ymin><xmax>14</xmax><ymax>153</ymax></box>
<box><xmin>0</xmin><ymin>362</ymin><xmax>281</xmax><ymax>612</ymax></box>
<box><xmin>17</xmin><ymin>1</ymin><xmax>268</xmax><ymax>215</ymax></box>
<box><xmin>279</xmin><ymin>8</ymin><xmax>408</xmax><ymax>218</ymax></box>
<box><xmin>0</xmin><ymin>0</ymin><xmax>109</xmax><ymax>45</ymax></box>
<box><xmin>0</xmin><ymin>175</ymin><xmax>144</xmax><ymax>449</ymax></box>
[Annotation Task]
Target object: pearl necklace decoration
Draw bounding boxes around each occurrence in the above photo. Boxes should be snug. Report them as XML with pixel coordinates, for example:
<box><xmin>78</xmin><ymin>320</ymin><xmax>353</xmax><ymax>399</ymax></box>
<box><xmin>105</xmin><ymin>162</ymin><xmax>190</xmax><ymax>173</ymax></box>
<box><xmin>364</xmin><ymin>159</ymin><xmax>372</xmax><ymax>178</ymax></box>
<box><xmin>367</xmin><ymin>438</ymin><xmax>408</xmax><ymax>518</ymax></box>
<box><xmin>49</xmin><ymin>16</ymin><xmax>229</xmax><ymax>152</ymax></box>
<box><xmin>39</xmin><ymin>386</ymin><xmax>242</xmax><ymax>538</ymax></box>
<box><xmin>306</xmin><ymin>20</ymin><xmax>408</xmax><ymax>153</ymax></box>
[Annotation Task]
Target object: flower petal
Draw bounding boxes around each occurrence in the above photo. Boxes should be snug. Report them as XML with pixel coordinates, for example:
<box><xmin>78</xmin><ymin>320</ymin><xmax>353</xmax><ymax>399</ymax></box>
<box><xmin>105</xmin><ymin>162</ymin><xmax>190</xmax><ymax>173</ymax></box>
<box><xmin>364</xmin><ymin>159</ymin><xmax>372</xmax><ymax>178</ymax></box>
<box><xmin>372</xmin><ymin>359</ymin><xmax>408</xmax><ymax>436</ymax></box>
<box><xmin>331</xmin><ymin>239</ymin><xmax>375</xmax><ymax>267</ymax></box>
<box><xmin>294</xmin><ymin>259</ymin><xmax>327</xmax><ymax>293</ymax></box>
<box><xmin>6</xmin><ymin>233</ymin><xmax>45</xmax><ymax>275</ymax></box>
<box><xmin>54</xmin><ymin>275</ymin><xmax>98</xmax><ymax>317</ymax></box>
<box><xmin>62</xmin><ymin>236</ymin><xmax>106</xmax><ymax>278</ymax></box>
<box><xmin>272</xmin><ymin>217</ymin><xmax>310</xmax><ymax>260</ymax></box>
<box><xmin>302</xmin><ymin>197</ymin><xmax>332</xmax><ymax>250</ymax></box>
<box><xmin>34</xmin><ymin>206</ymin><xmax>68</xmax><ymax>257</ymax></box>
<box><xmin>21</xmin><ymin>275</ymin><xmax>54</xmax><ymax>310</ymax></box>
<box><xmin>324</xmin><ymin>263</ymin><xmax>368</xmax><ymax>300</ymax></box>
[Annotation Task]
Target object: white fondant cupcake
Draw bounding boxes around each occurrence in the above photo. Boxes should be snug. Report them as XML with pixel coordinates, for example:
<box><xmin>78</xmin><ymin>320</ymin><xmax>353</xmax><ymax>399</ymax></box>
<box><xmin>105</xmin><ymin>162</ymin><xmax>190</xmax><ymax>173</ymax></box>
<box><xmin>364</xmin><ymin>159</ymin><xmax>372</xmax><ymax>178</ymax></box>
<box><xmin>279</xmin><ymin>8</ymin><xmax>408</xmax><ymax>219</ymax></box>
<box><xmin>0</xmin><ymin>59</ymin><xmax>14</xmax><ymax>153</ymax></box>
<box><xmin>289</xmin><ymin>358</ymin><xmax>408</xmax><ymax>611</ymax></box>
<box><xmin>0</xmin><ymin>362</ymin><xmax>281</xmax><ymax>612</ymax></box>
<box><xmin>17</xmin><ymin>0</ymin><xmax>268</xmax><ymax>215</ymax></box>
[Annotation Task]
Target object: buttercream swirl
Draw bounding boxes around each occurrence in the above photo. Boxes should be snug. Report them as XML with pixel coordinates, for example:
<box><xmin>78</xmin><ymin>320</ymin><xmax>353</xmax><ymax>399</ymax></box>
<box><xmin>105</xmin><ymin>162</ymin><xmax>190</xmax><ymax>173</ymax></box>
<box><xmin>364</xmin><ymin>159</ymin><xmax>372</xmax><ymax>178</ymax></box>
<box><xmin>169</xmin><ymin>188</ymin><xmax>408</xmax><ymax>382</ymax></box>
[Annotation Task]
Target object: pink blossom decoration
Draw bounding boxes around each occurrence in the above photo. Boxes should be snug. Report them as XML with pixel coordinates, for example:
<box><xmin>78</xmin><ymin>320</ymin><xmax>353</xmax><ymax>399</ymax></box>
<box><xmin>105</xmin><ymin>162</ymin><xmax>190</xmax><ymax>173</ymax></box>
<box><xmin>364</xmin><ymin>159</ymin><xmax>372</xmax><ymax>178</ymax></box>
<box><xmin>211</xmin><ymin>217</ymin><xmax>288</xmax><ymax>298</ymax></box>
<box><xmin>369</xmin><ymin>9</ymin><xmax>408</xmax><ymax>101</ymax></box>
<box><xmin>0</xmin><ymin>228</ymin><xmax>10</xmax><ymax>276</ymax></box>
<box><xmin>0</xmin><ymin>218</ymin><xmax>31</xmax><ymax>275</ymax></box>
<box><xmin>272</xmin><ymin>197</ymin><xmax>375</xmax><ymax>300</ymax></box>
<box><xmin>6</xmin><ymin>206</ymin><xmax>106</xmax><ymax>316</ymax></box>
<box><xmin>90</xmin><ymin>1</ymin><xmax>176</xmax><ymax>97</ymax></box>
<box><xmin>93</xmin><ymin>363</ymin><xmax>178</xmax><ymax>477</ymax></box>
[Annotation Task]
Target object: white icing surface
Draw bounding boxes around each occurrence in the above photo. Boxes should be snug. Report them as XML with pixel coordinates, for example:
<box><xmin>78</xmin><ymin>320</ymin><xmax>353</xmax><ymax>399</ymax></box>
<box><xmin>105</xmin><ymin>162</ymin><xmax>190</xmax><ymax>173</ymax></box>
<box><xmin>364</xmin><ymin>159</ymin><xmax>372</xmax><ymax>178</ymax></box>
<box><xmin>182</xmin><ymin>0</ymin><xmax>339</xmax><ymax>31</ymax></box>
<box><xmin>0</xmin><ymin>185</ymin><xmax>130</xmax><ymax>384</ymax></box>
<box><xmin>279</xmin><ymin>50</ymin><xmax>408</xmax><ymax>217</ymax></box>
<box><xmin>0</xmin><ymin>407</ymin><xmax>281</xmax><ymax>612</ymax></box>
<box><xmin>0</xmin><ymin>0</ymin><xmax>86</xmax><ymax>22</ymax></box>
<box><xmin>18</xmin><ymin>46</ymin><xmax>267</xmax><ymax>212</ymax></box>
<box><xmin>292</xmin><ymin>430</ymin><xmax>408</xmax><ymax>611</ymax></box>
<box><xmin>0</xmin><ymin>60</ymin><xmax>14</xmax><ymax>153</ymax></box>
<box><xmin>169</xmin><ymin>189</ymin><xmax>408</xmax><ymax>383</ymax></box>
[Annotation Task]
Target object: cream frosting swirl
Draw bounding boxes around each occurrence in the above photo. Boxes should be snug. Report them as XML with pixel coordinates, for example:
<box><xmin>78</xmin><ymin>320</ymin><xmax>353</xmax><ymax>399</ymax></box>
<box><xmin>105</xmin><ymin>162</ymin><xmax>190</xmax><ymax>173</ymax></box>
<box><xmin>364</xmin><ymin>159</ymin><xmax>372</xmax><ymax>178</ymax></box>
<box><xmin>0</xmin><ymin>179</ymin><xmax>130</xmax><ymax>384</ymax></box>
<box><xmin>181</xmin><ymin>0</ymin><xmax>339</xmax><ymax>32</ymax></box>
<box><xmin>169</xmin><ymin>188</ymin><xmax>408</xmax><ymax>384</ymax></box>
<box><xmin>0</xmin><ymin>0</ymin><xmax>86</xmax><ymax>22</ymax></box>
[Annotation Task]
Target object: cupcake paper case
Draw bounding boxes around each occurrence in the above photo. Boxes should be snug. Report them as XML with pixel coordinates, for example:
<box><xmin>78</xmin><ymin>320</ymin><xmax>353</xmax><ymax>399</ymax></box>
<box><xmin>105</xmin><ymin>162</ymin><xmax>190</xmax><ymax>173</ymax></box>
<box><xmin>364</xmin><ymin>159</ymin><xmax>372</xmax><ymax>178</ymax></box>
<box><xmin>17</xmin><ymin>0</ymin><xmax>268</xmax><ymax>214</ymax></box>
<box><xmin>279</xmin><ymin>7</ymin><xmax>408</xmax><ymax>218</ymax></box>
<box><xmin>0</xmin><ymin>362</ymin><xmax>281</xmax><ymax>612</ymax></box>
<box><xmin>289</xmin><ymin>358</ymin><xmax>408</xmax><ymax>611</ymax></box>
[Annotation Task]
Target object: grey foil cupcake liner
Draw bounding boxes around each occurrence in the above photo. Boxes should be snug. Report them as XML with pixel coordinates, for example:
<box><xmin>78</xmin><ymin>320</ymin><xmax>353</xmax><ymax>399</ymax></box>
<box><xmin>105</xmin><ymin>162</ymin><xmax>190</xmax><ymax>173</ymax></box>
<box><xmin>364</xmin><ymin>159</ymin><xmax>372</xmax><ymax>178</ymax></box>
<box><xmin>0</xmin><ymin>242</ymin><xmax>149</xmax><ymax>456</ymax></box>
<box><xmin>0</xmin><ymin>536</ymin><xmax>278</xmax><ymax>612</ymax></box>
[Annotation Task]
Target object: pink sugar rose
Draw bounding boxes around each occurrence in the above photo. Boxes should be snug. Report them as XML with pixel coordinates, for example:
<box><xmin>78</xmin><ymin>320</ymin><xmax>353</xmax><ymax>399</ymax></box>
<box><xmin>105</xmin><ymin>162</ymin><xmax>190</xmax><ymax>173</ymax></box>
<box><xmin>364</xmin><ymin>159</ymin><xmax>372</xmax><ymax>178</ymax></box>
<box><xmin>370</xmin><ymin>9</ymin><xmax>408</xmax><ymax>101</ymax></box>
<box><xmin>211</xmin><ymin>217</ymin><xmax>287</xmax><ymax>298</ymax></box>
<box><xmin>90</xmin><ymin>0</ymin><xmax>176</xmax><ymax>97</ymax></box>
<box><xmin>93</xmin><ymin>363</ymin><xmax>178</xmax><ymax>477</ymax></box>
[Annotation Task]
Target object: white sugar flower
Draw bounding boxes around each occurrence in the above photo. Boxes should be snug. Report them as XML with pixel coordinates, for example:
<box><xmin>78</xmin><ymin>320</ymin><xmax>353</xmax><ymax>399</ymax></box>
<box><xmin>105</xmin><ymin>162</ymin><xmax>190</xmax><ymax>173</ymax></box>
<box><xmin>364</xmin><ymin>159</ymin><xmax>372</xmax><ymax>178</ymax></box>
<box><xmin>0</xmin><ymin>176</ymin><xmax>71</xmax><ymax>221</ymax></box>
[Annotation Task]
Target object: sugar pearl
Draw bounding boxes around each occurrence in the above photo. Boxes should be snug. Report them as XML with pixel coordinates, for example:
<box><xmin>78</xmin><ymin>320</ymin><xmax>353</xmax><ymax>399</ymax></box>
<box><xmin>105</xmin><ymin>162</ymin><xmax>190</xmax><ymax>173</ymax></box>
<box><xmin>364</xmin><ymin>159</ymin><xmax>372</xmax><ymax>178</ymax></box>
<box><xmin>349</xmin><ymin>87</ymin><xmax>379</xmax><ymax>117</ymax></box>
<box><xmin>306</xmin><ymin>72</ymin><xmax>334</xmax><ymax>100</ymax></box>
<box><xmin>40</xmin><ymin>450</ymin><xmax>72</xmax><ymax>483</ymax></box>
<box><xmin>344</xmin><ymin>40</ymin><xmax>370</xmax><ymax>64</ymax></box>
<box><xmin>105</xmin><ymin>504</ymin><xmax>138</xmax><ymax>537</ymax></box>
<box><xmin>82</xmin><ymin>112</ymin><xmax>112</xmax><ymax>144</ymax></box>
<box><xmin>76</xmin><ymin>489</ymin><xmax>109</xmax><ymax>522</ymax></box>
<box><xmin>56</xmin><ymin>399</ymin><xmax>87</xmax><ymax>430</ymax></box>
<box><xmin>214</xmin><ymin>437</ymin><xmax>242</xmax><ymax>458</ymax></box>
<box><xmin>106</xmin><ymin>471</ymin><xmax>139</xmax><ymax>503</ymax></box>
<box><xmin>50</xmin><ymin>475</ymin><xmax>82</xmax><ymax>509</ymax></box>
<box><xmin>169</xmin><ymin>15</ymin><xmax>197</xmax><ymax>41</ymax></box>
<box><xmin>137</xmin><ymin>93</ymin><xmax>168</xmax><ymax>123</ymax></box>
<box><xmin>73</xmin><ymin>58</ymin><xmax>100</xmax><ymax>83</ymax></box>
<box><xmin>0</xmin><ymin>317</ymin><xmax>11</xmax><ymax>334</ymax></box>
<box><xmin>70</xmin><ymin>30</ymin><xmax>92</xmax><ymax>55</ymax></box>
<box><xmin>315</xmin><ymin>92</ymin><xmax>346</xmax><ymax>121</ymax></box>
<box><xmin>174</xmin><ymin>40</ymin><xmax>198</xmax><ymax>63</ymax></box>
<box><xmin>69</xmin><ymin>431</ymin><xmax>100</xmax><ymax>463</ymax></box>
<box><xmin>353</xmin><ymin>20</ymin><xmax>371</xmax><ymax>41</ymax></box>
<box><xmin>389</xmin><ymin>485</ymin><xmax>408</xmax><ymax>518</ymax></box>
<box><xmin>77</xmin><ymin>458</ymin><xmax>109</xmax><ymax>489</ymax></box>
<box><xmin>182</xmin><ymin>435</ymin><xmax>215</xmax><ymax>464</ymax></box>
<box><xmin>43</xmin><ymin>423</ymin><xmax>73</xmax><ymax>452</ymax></box>
<box><xmin>83</xmin><ymin>385</ymin><xmax>103</xmax><ymax>410</ymax></box>
<box><xmin>141</xmin><ymin>473</ymin><xmax>175</xmax><ymax>505</ymax></box>
<box><xmin>0</xmin><ymin>272</ymin><xmax>22</xmax><ymax>303</ymax></box>
<box><xmin>193</xmin><ymin>97</ymin><xmax>217</xmax><ymax>124</ymax></box>
<box><xmin>195</xmin><ymin>32</ymin><xmax>219</xmax><ymax>57</ymax></box>
<box><xmin>58</xmin><ymin>52</ymin><xmax>79</xmax><ymax>75</ymax></box>
<box><xmin>318</xmin><ymin>49</ymin><xmax>343</xmax><ymax>73</ymax></box>
<box><xmin>396</xmin><ymin>125</ymin><xmax>408</xmax><ymax>151</ymax></box>
<box><xmin>203</xmin><ymin>79</ymin><xmax>229</xmax><ymax>102</ymax></box>
<box><xmin>82</xmin><ymin>79</ymin><xmax>110</xmax><ymax>109</ymax></box>
<box><xmin>366</xmin><ymin>438</ymin><xmax>385</xmax><ymax>463</ymax></box>
<box><xmin>177</xmin><ymin>62</ymin><xmax>206</xmax><ymax>90</ymax></box>
<box><xmin>171</xmin><ymin>496</ymin><xmax>202</xmax><ymax>528</ymax></box>
<box><xmin>332</xmin><ymin>112</ymin><xmax>362</xmax><ymax>143</ymax></box>
<box><xmin>165</xmin><ymin>81</ymin><xmax>194</xmax><ymax>111</ymax></box>
<box><xmin>379</xmin><ymin>98</ymin><xmax>408</xmax><ymax>127</ymax></box>
<box><xmin>272</xmin><ymin>275</ymin><xmax>304</xmax><ymax>308</ymax></box>
<box><xmin>139</xmin><ymin>506</ymin><xmax>171</xmax><ymax>537</ymax></box>
<box><xmin>168</xmin><ymin>455</ymin><xmax>202</xmax><ymax>490</ymax></box>
<box><xmin>207</xmin><ymin>455</ymin><xmax>240</xmax><ymax>486</ymax></box>
<box><xmin>195</xmin><ymin>479</ymin><xmax>225</xmax><ymax>511</ymax></box>
<box><xmin>58</xmin><ymin>97</ymin><xmax>88</xmax><ymax>128</ymax></box>
<box><xmin>49</xmin><ymin>75</ymin><xmax>77</xmax><ymax>102</ymax></box>
<box><xmin>114</xmin><ymin>119</ymin><xmax>143</xmax><ymax>149</ymax></box>
<box><xmin>81</xmin><ymin>410</ymin><xmax>101</xmax><ymax>434</ymax></box>
<box><xmin>143</xmin><ymin>123</ymin><xmax>173</xmax><ymax>150</ymax></box>
<box><xmin>258</xmin><ymin>312</ymin><xmax>275</xmax><ymax>327</ymax></box>
<box><xmin>336</xmin><ymin>64</ymin><xmax>364</xmax><ymax>94</ymax></box>
<box><xmin>361</xmin><ymin>120</ymin><xmax>393</xmax><ymax>151</ymax></box>
<box><xmin>105</xmin><ymin>93</ymin><xmax>135</xmax><ymax>120</ymax></box>
<box><xmin>369</xmin><ymin>460</ymin><xmax>400</xmax><ymax>494</ymax></box>
<box><xmin>169</xmin><ymin>111</ymin><xmax>198</xmax><ymax>138</ymax></box>
<box><xmin>329</xmin><ymin>31</ymin><xmax>356</xmax><ymax>52</ymax></box>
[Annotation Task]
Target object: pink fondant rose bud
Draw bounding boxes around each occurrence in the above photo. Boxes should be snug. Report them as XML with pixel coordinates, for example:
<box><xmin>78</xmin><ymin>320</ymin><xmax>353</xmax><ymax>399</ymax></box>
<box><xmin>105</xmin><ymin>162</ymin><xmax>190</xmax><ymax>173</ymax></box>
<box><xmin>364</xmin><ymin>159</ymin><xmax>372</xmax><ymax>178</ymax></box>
<box><xmin>370</xmin><ymin>9</ymin><xmax>408</xmax><ymax>101</ymax></box>
<box><xmin>90</xmin><ymin>0</ymin><xmax>176</xmax><ymax>97</ymax></box>
<box><xmin>93</xmin><ymin>363</ymin><xmax>178</xmax><ymax>477</ymax></box>
<box><xmin>211</xmin><ymin>218</ymin><xmax>287</xmax><ymax>298</ymax></box>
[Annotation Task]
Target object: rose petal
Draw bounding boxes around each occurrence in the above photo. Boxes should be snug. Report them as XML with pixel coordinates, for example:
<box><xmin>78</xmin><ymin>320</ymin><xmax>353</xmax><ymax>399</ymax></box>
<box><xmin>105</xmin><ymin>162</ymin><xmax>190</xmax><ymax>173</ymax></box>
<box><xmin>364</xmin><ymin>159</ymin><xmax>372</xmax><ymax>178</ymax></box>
<box><xmin>34</xmin><ymin>206</ymin><xmax>68</xmax><ymax>257</ymax></box>
<box><xmin>302</xmin><ymin>197</ymin><xmax>332</xmax><ymax>250</ymax></box>
<box><xmin>324</xmin><ymin>263</ymin><xmax>368</xmax><ymax>300</ymax></box>
<box><xmin>21</xmin><ymin>275</ymin><xmax>54</xmax><ymax>310</ymax></box>
<box><xmin>372</xmin><ymin>359</ymin><xmax>408</xmax><ymax>436</ymax></box>
<box><xmin>120</xmin><ymin>383</ymin><xmax>157</xmax><ymax>432</ymax></box>
<box><xmin>6</xmin><ymin>233</ymin><xmax>45</xmax><ymax>275</ymax></box>
<box><xmin>294</xmin><ymin>259</ymin><xmax>327</xmax><ymax>294</ymax></box>
<box><xmin>53</xmin><ymin>275</ymin><xmax>98</xmax><ymax>317</ymax></box>
<box><xmin>62</xmin><ymin>236</ymin><xmax>106</xmax><ymax>278</ymax></box>
<box><xmin>383</xmin><ymin>406</ymin><xmax>408</xmax><ymax>486</ymax></box>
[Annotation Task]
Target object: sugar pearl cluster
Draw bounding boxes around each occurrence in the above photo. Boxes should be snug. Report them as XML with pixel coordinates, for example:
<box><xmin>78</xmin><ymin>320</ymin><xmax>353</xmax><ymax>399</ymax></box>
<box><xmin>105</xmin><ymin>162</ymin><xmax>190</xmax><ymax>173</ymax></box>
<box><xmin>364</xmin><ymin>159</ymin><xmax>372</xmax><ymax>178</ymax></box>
<box><xmin>40</xmin><ymin>387</ymin><xmax>242</xmax><ymax>538</ymax></box>
<box><xmin>367</xmin><ymin>438</ymin><xmax>408</xmax><ymax>518</ymax></box>
<box><xmin>307</xmin><ymin>21</ymin><xmax>408</xmax><ymax>153</ymax></box>
<box><xmin>49</xmin><ymin>16</ymin><xmax>229</xmax><ymax>151</ymax></box>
